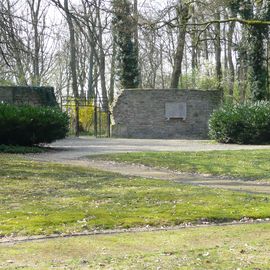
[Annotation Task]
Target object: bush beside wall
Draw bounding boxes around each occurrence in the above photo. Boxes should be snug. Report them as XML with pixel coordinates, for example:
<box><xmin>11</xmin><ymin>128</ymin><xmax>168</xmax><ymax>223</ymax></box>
<box><xmin>0</xmin><ymin>104</ymin><xmax>69</xmax><ymax>146</ymax></box>
<box><xmin>209</xmin><ymin>101</ymin><xmax>270</xmax><ymax>144</ymax></box>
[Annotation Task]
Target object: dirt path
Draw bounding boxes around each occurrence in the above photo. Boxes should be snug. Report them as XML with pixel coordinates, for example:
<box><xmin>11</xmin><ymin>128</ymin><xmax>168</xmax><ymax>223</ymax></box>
<box><xmin>60</xmin><ymin>158</ymin><xmax>270</xmax><ymax>195</ymax></box>
<box><xmin>27</xmin><ymin>137</ymin><xmax>270</xmax><ymax>194</ymax></box>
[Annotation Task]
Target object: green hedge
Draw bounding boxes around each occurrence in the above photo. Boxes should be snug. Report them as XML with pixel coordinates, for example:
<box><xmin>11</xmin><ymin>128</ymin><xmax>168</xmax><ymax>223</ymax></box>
<box><xmin>0</xmin><ymin>104</ymin><xmax>69</xmax><ymax>146</ymax></box>
<box><xmin>209</xmin><ymin>101</ymin><xmax>270</xmax><ymax>144</ymax></box>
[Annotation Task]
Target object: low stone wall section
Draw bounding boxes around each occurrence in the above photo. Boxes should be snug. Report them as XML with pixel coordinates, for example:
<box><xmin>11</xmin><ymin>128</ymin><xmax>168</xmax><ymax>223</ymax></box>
<box><xmin>0</xmin><ymin>86</ymin><xmax>57</xmax><ymax>107</ymax></box>
<box><xmin>112</xmin><ymin>89</ymin><xmax>221</xmax><ymax>139</ymax></box>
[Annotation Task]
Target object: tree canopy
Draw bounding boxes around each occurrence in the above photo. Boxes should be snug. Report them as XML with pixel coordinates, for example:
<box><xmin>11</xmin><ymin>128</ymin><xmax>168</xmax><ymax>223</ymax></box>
<box><xmin>0</xmin><ymin>0</ymin><xmax>269</xmax><ymax>102</ymax></box>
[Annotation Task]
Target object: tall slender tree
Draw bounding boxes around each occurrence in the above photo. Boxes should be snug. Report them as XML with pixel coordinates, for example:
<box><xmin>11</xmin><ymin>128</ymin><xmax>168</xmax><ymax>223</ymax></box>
<box><xmin>112</xmin><ymin>0</ymin><xmax>139</xmax><ymax>89</ymax></box>
<box><xmin>170</xmin><ymin>1</ymin><xmax>190</xmax><ymax>89</ymax></box>
<box><xmin>63</xmin><ymin>0</ymin><xmax>80</xmax><ymax>136</ymax></box>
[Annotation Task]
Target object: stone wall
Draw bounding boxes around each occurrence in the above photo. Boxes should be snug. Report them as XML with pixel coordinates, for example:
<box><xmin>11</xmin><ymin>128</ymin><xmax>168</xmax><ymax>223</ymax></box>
<box><xmin>112</xmin><ymin>89</ymin><xmax>221</xmax><ymax>139</ymax></box>
<box><xmin>0</xmin><ymin>86</ymin><xmax>57</xmax><ymax>107</ymax></box>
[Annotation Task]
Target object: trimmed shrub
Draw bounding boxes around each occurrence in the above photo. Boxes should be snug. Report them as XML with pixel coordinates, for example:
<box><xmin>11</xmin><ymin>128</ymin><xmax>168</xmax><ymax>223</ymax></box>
<box><xmin>209</xmin><ymin>101</ymin><xmax>270</xmax><ymax>144</ymax></box>
<box><xmin>0</xmin><ymin>145</ymin><xmax>45</xmax><ymax>154</ymax></box>
<box><xmin>0</xmin><ymin>104</ymin><xmax>69</xmax><ymax>146</ymax></box>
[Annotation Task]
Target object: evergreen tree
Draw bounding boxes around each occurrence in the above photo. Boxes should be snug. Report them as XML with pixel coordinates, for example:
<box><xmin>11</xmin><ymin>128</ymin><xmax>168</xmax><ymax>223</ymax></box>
<box><xmin>112</xmin><ymin>0</ymin><xmax>139</xmax><ymax>89</ymax></box>
<box><xmin>230</xmin><ymin>0</ymin><xmax>270</xmax><ymax>100</ymax></box>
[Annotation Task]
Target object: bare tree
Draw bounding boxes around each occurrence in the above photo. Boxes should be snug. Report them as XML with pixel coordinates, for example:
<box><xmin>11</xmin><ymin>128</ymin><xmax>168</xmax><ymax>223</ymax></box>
<box><xmin>170</xmin><ymin>1</ymin><xmax>190</xmax><ymax>88</ymax></box>
<box><xmin>227</xmin><ymin>9</ymin><xmax>236</xmax><ymax>97</ymax></box>
<box><xmin>214</xmin><ymin>9</ymin><xmax>222</xmax><ymax>89</ymax></box>
<box><xmin>63</xmin><ymin>0</ymin><xmax>80</xmax><ymax>136</ymax></box>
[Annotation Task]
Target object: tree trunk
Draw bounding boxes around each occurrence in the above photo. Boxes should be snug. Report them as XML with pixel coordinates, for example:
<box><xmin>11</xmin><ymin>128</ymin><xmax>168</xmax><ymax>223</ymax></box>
<box><xmin>113</xmin><ymin>0</ymin><xmax>139</xmax><ymax>89</ymax></box>
<box><xmin>227</xmin><ymin>18</ymin><xmax>235</xmax><ymax>98</ymax></box>
<box><xmin>109</xmin><ymin>38</ymin><xmax>116</xmax><ymax>105</ymax></box>
<box><xmin>170</xmin><ymin>2</ymin><xmax>189</xmax><ymax>89</ymax></box>
<box><xmin>191</xmin><ymin>5</ymin><xmax>197</xmax><ymax>88</ymax></box>
<box><xmin>64</xmin><ymin>0</ymin><xmax>80</xmax><ymax>136</ymax></box>
<box><xmin>238</xmin><ymin>59</ymin><xmax>247</xmax><ymax>102</ymax></box>
<box><xmin>87</xmin><ymin>49</ymin><xmax>94</xmax><ymax>100</ymax></box>
<box><xmin>133</xmin><ymin>0</ymin><xmax>141</xmax><ymax>87</ymax></box>
<box><xmin>6</xmin><ymin>0</ymin><xmax>28</xmax><ymax>85</ymax></box>
<box><xmin>160</xmin><ymin>43</ymin><xmax>165</xmax><ymax>88</ymax></box>
<box><xmin>214</xmin><ymin>10</ymin><xmax>222</xmax><ymax>90</ymax></box>
<box><xmin>97</xmin><ymin>1</ymin><xmax>108</xmax><ymax>110</ymax></box>
<box><xmin>28</xmin><ymin>0</ymin><xmax>41</xmax><ymax>86</ymax></box>
<box><xmin>223</xmin><ymin>20</ymin><xmax>228</xmax><ymax>77</ymax></box>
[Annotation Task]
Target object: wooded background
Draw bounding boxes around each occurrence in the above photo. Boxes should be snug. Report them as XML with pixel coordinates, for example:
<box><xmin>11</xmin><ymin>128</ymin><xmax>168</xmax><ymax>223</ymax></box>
<box><xmin>0</xmin><ymin>0</ymin><xmax>269</xmax><ymax>105</ymax></box>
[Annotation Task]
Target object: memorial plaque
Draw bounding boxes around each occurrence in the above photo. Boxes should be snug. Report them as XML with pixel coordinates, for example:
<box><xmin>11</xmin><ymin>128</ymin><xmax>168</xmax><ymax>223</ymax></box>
<box><xmin>165</xmin><ymin>102</ymin><xmax>187</xmax><ymax>120</ymax></box>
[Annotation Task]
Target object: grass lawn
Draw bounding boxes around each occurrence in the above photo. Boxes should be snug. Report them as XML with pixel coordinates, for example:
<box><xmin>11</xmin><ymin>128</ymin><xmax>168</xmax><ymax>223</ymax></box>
<box><xmin>90</xmin><ymin>150</ymin><xmax>270</xmax><ymax>181</ymax></box>
<box><xmin>1</xmin><ymin>223</ymin><xmax>270</xmax><ymax>269</ymax></box>
<box><xmin>1</xmin><ymin>154</ymin><xmax>270</xmax><ymax>237</ymax></box>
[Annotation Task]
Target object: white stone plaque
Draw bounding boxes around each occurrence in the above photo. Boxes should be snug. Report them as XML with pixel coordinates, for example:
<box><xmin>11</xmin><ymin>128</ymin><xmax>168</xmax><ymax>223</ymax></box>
<box><xmin>165</xmin><ymin>102</ymin><xmax>187</xmax><ymax>120</ymax></box>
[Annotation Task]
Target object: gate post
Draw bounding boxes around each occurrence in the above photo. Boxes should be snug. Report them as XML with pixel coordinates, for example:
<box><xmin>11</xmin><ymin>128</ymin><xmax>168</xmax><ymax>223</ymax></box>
<box><xmin>94</xmin><ymin>103</ymin><xmax>98</xmax><ymax>138</ymax></box>
<box><xmin>107</xmin><ymin>111</ymin><xmax>111</xmax><ymax>138</ymax></box>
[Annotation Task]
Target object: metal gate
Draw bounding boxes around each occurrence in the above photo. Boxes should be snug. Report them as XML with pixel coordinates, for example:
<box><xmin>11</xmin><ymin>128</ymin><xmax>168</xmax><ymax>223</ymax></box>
<box><xmin>60</xmin><ymin>96</ymin><xmax>111</xmax><ymax>138</ymax></box>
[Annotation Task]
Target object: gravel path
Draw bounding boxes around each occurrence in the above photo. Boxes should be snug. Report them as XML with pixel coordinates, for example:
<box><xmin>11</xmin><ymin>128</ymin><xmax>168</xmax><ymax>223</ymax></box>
<box><xmin>30</xmin><ymin>136</ymin><xmax>270</xmax><ymax>161</ymax></box>
<box><xmin>27</xmin><ymin>136</ymin><xmax>270</xmax><ymax>194</ymax></box>
<box><xmin>59</xmin><ymin>159</ymin><xmax>270</xmax><ymax>194</ymax></box>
